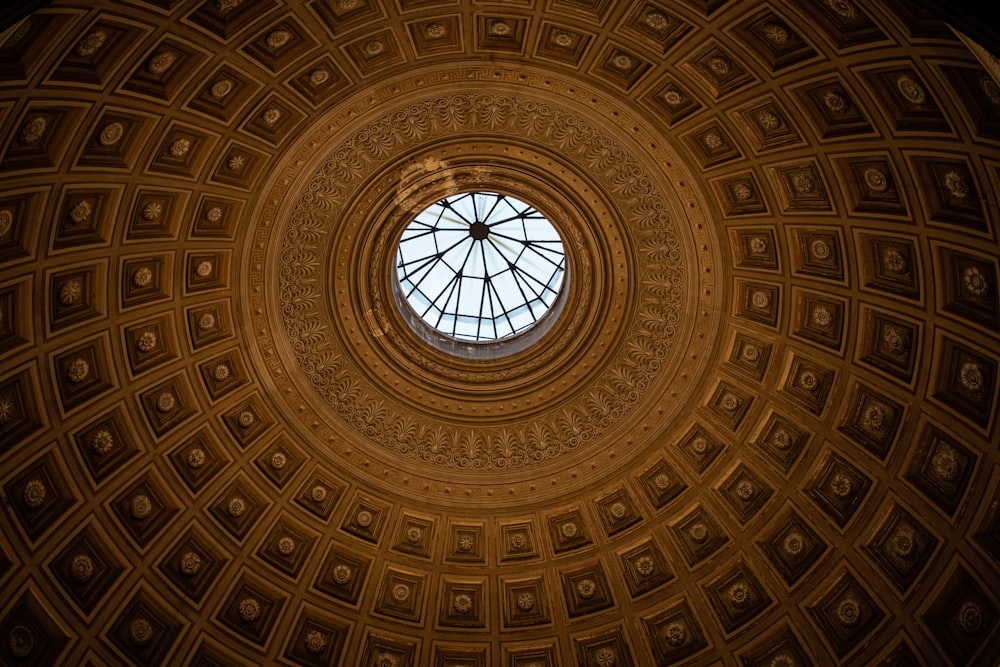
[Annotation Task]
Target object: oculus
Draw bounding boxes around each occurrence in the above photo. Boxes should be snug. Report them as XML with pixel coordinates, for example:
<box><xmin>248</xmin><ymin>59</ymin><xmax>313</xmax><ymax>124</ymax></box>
<box><xmin>395</xmin><ymin>191</ymin><xmax>566</xmax><ymax>344</ymax></box>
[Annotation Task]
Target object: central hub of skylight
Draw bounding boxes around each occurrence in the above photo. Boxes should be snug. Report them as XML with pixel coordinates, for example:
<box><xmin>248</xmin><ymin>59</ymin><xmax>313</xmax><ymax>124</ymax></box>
<box><xmin>396</xmin><ymin>192</ymin><xmax>566</xmax><ymax>343</ymax></box>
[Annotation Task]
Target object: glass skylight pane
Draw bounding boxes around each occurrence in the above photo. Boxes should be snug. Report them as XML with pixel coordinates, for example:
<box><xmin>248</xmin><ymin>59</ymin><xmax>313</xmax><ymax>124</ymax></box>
<box><xmin>396</xmin><ymin>192</ymin><xmax>566</xmax><ymax>342</ymax></box>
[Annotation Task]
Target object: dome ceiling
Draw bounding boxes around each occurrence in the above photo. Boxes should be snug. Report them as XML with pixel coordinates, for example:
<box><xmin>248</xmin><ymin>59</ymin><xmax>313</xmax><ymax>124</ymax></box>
<box><xmin>1</xmin><ymin>0</ymin><xmax>1000</xmax><ymax>665</ymax></box>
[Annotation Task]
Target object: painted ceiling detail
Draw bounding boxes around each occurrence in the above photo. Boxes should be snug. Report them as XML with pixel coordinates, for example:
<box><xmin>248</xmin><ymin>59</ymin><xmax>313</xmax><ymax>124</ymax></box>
<box><xmin>1</xmin><ymin>0</ymin><xmax>999</xmax><ymax>665</ymax></box>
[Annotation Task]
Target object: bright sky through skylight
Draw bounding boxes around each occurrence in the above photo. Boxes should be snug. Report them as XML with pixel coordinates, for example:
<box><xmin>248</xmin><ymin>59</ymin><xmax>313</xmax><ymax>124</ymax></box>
<box><xmin>396</xmin><ymin>192</ymin><xmax>566</xmax><ymax>342</ymax></box>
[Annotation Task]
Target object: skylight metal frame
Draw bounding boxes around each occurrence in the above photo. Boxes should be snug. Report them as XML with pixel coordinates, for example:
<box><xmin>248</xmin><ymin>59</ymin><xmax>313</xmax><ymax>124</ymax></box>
<box><xmin>396</xmin><ymin>191</ymin><xmax>566</xmax><ymax>342</ymax></box>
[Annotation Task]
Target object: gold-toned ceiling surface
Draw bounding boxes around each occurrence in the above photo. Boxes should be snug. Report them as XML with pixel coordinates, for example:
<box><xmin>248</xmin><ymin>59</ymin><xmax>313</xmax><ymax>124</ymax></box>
<box><xmin>1</xmin><ymin>0</ymin><xmax>1000</xmax><ymax>665</ymax></box>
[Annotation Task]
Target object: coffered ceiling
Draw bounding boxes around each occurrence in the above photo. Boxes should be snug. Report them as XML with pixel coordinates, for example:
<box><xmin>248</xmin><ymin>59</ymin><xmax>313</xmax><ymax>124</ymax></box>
<box><xmin>1</xmin><ymin>0</ymin><xmax>1000</xmax><ymax>665</ymax></box>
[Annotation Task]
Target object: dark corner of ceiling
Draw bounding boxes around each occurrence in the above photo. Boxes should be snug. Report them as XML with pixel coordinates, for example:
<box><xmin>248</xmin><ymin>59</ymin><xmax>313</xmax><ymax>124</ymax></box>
<box><xmin>2</xmin><ymin>0</ymin><xmax>50</xmax><ymax>32</ymax></box>
<box><xmin>911</xmin><ymin>0</ymin><xmax>1000</xmax><ymax>56</ymax></box>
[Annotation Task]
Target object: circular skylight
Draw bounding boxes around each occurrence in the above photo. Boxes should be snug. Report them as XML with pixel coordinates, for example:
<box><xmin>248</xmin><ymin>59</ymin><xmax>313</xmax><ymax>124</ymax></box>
<box><xmin>396</xmin><ymin>192</ymin><xmax>567</xmax><ymax>343</ymax></box>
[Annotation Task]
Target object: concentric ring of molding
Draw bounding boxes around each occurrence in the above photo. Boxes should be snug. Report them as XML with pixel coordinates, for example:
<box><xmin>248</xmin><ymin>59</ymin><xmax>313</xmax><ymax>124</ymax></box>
<box><xmin>245</xmin><ymin>63</ymin><xmax>722</xmax><ymax>500</ymax></box>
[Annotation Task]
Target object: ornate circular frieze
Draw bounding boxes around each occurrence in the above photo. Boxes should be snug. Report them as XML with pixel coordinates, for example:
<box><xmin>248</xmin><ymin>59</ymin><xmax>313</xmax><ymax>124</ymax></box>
<box><xmin>245</xmin><ymin>63</ymin><xmax>718</xmax><ymax>503</ymax></box>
